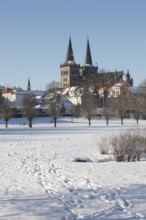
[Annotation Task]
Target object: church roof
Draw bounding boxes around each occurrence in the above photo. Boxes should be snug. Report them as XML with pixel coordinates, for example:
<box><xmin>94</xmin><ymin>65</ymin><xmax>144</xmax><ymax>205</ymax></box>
<box><xmin>64</xmin><ymin>37</ymin><xmax>76</xmax><ymax>65</ymax></box>
<box><xmin>97</xmin><ymin>71</ymin><xmax>123</xmax><ymax>82</ymax></box>
<box><xmin>96</xmin><ymin>81</ymin><xmax>126</xmax><ymax>90</ymax></box>
<box><xmin>84</xmin><ymin>39</ymin><xmax>93</xmax><ymax>66</ymax></box>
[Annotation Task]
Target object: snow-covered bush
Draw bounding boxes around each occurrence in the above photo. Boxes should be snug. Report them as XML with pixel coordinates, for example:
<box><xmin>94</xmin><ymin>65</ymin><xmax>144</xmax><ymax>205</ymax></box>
<box><xmin>98</xmin><ymin>137</ymin><xmax>109</xmax><ymax>154</ymax></box>
<box><xmin>111</xmin><ymin>134</ymin><xmax>126</xmax><ymax>162</ymax></box>
<box><xmin>111</xmin><ymin>129</ymin><xmax>146</xmax><ymax>162</ymax></box>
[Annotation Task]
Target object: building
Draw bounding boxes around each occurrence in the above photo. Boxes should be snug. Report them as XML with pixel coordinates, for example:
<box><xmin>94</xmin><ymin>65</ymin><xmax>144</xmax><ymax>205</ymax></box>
<box><xmin>60</xmin><ymin>38</ymin><xmax>98</xmax><ymax>88</ymax></box>
<box><xmin>60</xmin><ymin>38</ymin><xmax>133</xmax><ymax>89</ymax></box>
<box><xmin>62</xmin><ymin>86</ymin><xmax>82</xmax><ymax>105</ymax></box>
<box><xmin>2</xmin><ymin>87</ymin><xmax>45</xmax><ymax>109</ymax></box>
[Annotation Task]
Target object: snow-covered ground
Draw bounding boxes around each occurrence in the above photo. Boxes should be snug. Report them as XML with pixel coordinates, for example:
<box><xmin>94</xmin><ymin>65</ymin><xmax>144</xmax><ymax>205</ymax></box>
<box><xmin>0</xmin><ymin>117</ymin><xmax>146</xmax><ymax>220</ymax></box>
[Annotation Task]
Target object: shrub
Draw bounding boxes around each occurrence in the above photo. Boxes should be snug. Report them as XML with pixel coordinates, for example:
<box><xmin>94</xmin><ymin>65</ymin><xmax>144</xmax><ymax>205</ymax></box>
<box><xmin>110</xmin><ymin>129</ymin><xmax>146</xmax><ymax>162</ymax></box>
<box><xmin>111</xmin><ymin>134</ymin><xmax>126</xmax><ymax>162</ymax></box>
<box><xmin>98</xmin><ymin>137</ymin><xmax>109</xmax><ymax>154</ymax></box>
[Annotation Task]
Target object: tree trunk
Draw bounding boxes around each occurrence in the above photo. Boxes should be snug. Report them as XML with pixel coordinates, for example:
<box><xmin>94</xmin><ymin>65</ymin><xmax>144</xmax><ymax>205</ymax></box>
<box><xmin>54</xmin><ymin>117</ymin><xmax>57</xmax><ymax>127</ymax></box>
<box><xmin>106</xmin><ymin>118</ymin><xmax>109</xmax><ymax>125</ymax></box>
<box><xmin>136</xmin><ymin>118</ymin><xmax>139</xmax><ymax>124</ymax></box>
<box><xmin>5</xmin><ymin>120</ymin><xmax>8</xmax><ymax>128</ymax></box>
<box><xmin>29</xmin><ymin>119</ymin><xmax>32</xmax><ymax>128</ymax></box>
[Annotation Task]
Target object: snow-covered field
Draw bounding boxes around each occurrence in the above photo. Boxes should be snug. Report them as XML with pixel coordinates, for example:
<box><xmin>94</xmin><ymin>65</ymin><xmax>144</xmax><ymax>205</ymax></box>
<box><xmin>0</xmin><ymin>117</ymin><xmax>146</xmax><ymax>220</ymax></box>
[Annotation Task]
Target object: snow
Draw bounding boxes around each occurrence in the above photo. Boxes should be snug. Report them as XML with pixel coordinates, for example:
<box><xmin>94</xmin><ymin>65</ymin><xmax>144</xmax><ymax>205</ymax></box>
<box><xmin>0</xmin><ymin>117</ymin><xmax>146</xmax><ymax>219</ymax></box>
<box><xmin>68</xmin><ymin>61</ymin><xmax>76</xmax><ymax>65</ymax></box>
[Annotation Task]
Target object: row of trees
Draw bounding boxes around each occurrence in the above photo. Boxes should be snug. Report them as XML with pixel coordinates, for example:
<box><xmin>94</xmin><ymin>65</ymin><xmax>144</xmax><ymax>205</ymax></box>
<box><xmin>0</xmin><ymin>78</ymin><xmax>146</xmax><ymax>128</ymax></box>
<box><xmin>102</xmin><ymin>82</ymin><xmax>146</xmax><ymax>126</ymax></box>
<box><xmin>80</xmin><ymin>76</ymin><xmax>146</xmax><ymax>126</ymax></box>
<box><xmin>0</xmin><ymin>81</ymin><xmax>62</xmax><ymax>128</ymax></box>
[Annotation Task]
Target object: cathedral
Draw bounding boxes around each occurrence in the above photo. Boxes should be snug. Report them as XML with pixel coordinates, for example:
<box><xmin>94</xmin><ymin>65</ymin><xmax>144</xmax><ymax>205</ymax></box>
<box><xmin>60</xmin><ymin>38</ymin><xmax>133</xmax><ymax>89</ymax></box>
<box><xmin>60</xmin><ymin>38</ymin><xmax>98</xmax><ymax>88</ymax></box>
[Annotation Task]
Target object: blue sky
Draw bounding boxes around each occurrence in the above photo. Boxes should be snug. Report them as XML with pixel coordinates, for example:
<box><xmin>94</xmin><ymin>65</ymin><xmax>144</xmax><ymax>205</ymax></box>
<box><xmin>0</xmin><ymin>0</ymin><xmax>146</xmax><ymax>90</ymax></box>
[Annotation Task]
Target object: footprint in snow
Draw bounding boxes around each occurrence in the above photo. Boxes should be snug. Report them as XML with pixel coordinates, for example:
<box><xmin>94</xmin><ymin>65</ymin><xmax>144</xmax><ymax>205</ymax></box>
<box><xmin>136</xmin><ymin>212</ymin><xmax>145</xmax><ymax>219</ymax></box>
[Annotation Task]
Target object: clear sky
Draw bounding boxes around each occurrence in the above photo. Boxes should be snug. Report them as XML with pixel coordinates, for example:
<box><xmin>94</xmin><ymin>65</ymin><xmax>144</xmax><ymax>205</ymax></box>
<box><xmin>0</xmin><ymin>0</ymin><xmax>146</xmax><ymax>90</ymax></box>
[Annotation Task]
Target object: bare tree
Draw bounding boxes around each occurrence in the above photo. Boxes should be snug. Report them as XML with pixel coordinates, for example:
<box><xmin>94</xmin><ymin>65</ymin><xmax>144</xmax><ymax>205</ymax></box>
<box><xmin>139</xmin><ymin>80</ymin><xmax>146</xmax><ymax>118</ymax></box>
<box><xmin>69</xmin><ymin>103</ymin><xmax>81</xmax><ymax>123</ymax></box>
<box><xmin>0</xmin><ymin>92</ymin><xmax>4</xmax><ymax>110</ymax></box>
<box><xmin>21</xmin><ymin>94</ymin><xmax>36</xmax><ymax>128</ymax></box>
<box><xmin>80</xmin><ymin>76</ymin><xmax>98</xmax><ymax>126</ymax></box>
<box><xmin>0</xmin><ymin>98</ymin><xmax>12</xmax><ymax>128</ymax></box>
<box><xmin>130</xmin><ymin>94</ymin><xmax>142</xmax><ymax>124</ymax></box>
<box><xmin>81</xmin><ymin>87</ymin><xmax>97</xmax><ymax>126</ymax></box>
<box><xmin>45</xmin><ymin>83</ymin><xmax>61</xmax><ymax>127</ymax></box>
<box><xmin>102</xmin><ymin>97</ymin><xmax>114</xmax><ymax>125</ymax></box>
<box><xmin>96</xmin><ymin>70</ymin><xmax>115</xmax><ymax>108</ymax></box>
<box><xmin>46</xmin><ymin>81</ymin><xmax>60</xmax><ymax>91</ymax></box>
<box><xmin>114</xmin><ymin>88</ymin><xmax>131</xmax><ymax>125</ymax></box>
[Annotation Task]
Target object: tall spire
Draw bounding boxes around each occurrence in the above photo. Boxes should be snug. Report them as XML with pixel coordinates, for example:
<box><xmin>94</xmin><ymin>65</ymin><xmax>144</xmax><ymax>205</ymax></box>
<box><xmin>27</xmin><ymin>78</ymin><xmax>31</xmax><ymax>91</ymax></box>
<box><xmin>84</xmin><ymin>39</ymin><xmax>93</xmax><ymax>66</ymax></box>
<box><xmin>65</xmin><ymin>37</ymin><xmax>75</xmax><ymax>65</ymax></box>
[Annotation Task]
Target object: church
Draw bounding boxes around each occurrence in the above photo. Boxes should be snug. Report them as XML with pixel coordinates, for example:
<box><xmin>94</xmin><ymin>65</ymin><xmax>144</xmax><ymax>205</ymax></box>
<box><xmin>60</xmin><ymin>38</ymin><xmax>133</xmax><ymax>89</ymax></box>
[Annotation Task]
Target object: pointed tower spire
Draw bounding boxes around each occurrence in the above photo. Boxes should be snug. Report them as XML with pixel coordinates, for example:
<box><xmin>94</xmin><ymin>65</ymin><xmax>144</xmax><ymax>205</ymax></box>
<box><xmin>84</xmin><ymin>39</ymin><xmax>93</xmax><ymax>66</ymax></box>
<box><xmin>65</xmin><ymin>37</ymin><xmax>75</xmax><ymax>64</ymax></box>
<box><xmin>27</xmin><ymin>78</ymin><xmax>31</xmax><ymax>91</ymax></box>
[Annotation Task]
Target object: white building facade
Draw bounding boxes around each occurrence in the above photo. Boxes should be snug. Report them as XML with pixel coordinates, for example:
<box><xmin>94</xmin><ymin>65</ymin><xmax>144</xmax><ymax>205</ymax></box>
<box><xmin>2</xmin><ymin>88</ymin><xmax>45</xmax><ymax>109</ymax></box>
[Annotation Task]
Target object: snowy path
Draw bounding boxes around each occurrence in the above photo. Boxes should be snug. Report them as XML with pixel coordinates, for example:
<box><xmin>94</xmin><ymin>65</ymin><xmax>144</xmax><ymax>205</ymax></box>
<box><xmin>0</xmin><ymin>118</ymin><xmax>146</xmax><ymax>219</ymax></box>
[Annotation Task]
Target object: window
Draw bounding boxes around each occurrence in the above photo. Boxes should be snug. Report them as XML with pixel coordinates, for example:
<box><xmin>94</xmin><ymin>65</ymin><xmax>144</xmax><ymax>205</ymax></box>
<box><xmin>63</xmin><ymin>78</ymin><xmax>68</xmax><ymax>82</ymax></box>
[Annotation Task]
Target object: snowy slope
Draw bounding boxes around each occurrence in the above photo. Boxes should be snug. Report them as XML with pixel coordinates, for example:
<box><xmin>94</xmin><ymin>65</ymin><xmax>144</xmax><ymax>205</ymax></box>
<box><xmin>0</xmin><ymin>117</ymin><xmax>146</xmax><ymax>220</ymax></box>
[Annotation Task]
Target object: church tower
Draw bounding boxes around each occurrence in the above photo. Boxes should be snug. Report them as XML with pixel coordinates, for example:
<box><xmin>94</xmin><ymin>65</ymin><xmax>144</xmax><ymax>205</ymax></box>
<box><xmin>84</xmin><ymin>38</ymin><xmax>93</xmax><ymax>66</ymax></box>
<box><xmin>27</xmin><ymin>78</ymin><xmax>31</xmax><ymax>91</ymax></box>
<box><xmin>80</xmin><ymin>39</ymin><xmax>98</xmax><ymax>80</ymax></box>
<box><xmin>60</xmin><ymin>37</ymin><xmax>80</xmax><ymax>88</ymax></box>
